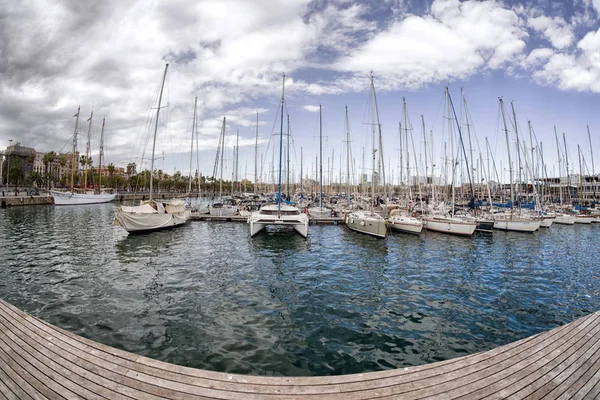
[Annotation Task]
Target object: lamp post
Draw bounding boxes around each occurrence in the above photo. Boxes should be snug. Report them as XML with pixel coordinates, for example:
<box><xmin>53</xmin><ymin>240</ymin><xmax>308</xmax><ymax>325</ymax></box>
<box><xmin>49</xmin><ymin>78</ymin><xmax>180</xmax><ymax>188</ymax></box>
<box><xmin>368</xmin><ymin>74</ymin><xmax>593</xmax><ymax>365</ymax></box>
<box><xmin>6</xmin><ymin>139</ymin><xmax>12</xmax><ymax>187</ymax></box>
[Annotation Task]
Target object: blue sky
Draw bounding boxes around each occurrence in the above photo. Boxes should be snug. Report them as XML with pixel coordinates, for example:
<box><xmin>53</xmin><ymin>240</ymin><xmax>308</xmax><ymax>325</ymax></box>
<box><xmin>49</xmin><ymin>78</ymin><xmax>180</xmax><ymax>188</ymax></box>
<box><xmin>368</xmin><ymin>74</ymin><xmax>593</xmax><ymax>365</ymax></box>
<box><xmin>1</xmin><ymin>0</ymin><xmax>599</xmax><ymax>185</ymax></box>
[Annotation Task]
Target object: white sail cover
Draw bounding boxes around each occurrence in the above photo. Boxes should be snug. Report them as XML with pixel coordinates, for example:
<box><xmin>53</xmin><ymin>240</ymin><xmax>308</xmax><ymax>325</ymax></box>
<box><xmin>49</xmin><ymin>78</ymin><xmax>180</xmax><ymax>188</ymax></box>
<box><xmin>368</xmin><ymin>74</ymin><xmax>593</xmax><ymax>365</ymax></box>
<box><xmin>114</xmin><ymin>200</ymin><xmax>189</xmax><ymax>233</ymax></box>
<box><xmin>52</xmin><ymin>190</ymin><xmax>116</xmax><ymax>205</ymax></box>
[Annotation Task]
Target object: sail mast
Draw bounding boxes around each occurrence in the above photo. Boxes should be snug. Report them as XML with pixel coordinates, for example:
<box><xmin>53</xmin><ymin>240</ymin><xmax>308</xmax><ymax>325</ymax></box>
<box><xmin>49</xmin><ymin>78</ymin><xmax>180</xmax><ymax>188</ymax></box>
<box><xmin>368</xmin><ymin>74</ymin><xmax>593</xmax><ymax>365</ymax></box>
<box><xmin>70</xmin><ymin>107</ymin><xmax>80</xmax><ymax>193</ymax></box>
<box><xmin>446</xmin><ymin>87</ymin><xmax>456</xmax><ymax>217</ymax></box>
<box><xmin>286</xmin><ymin>114</ymin><xmax>290</xmax><ymax>200</ymax></box>
<box><xmin>149</xmin><ymin>63</ymin><xmax>169</xmax><ymax>202</ymax></box>
<box><xmin>588</xmin><ymin>125</ymin><xmax>596</xmax><ymax>201</ymax></box>
<box><xmin>277</xmin><ymin>73</ymin><xmax>286</xmax><ymax>212</ymax></box>
<box><xmin>254</xmin><ymin>112</ymin><xmax>258</xmax><ymax>195</ymax></box>
<box><xmin>345</xmin><ymin>106</ymin><xmax>351</xmax><ymax>201</ymax></box>
<box><xmin>319</xmin><ymin>104</ymin><xmax>323</xmax><ymax>209</ymax></box>
<box><xmin>83</xmin><ymin>111</ymin><xmax>93</xmax><ymax>191</ymax></box>
<box><xmin>499</xmin><ymin>98</ymin><xmax>514</xmax><ymax>211</ymax></box>
<box><xmin>563</xmin><ymin>132</ymin><xmax>571</xmax><ymax>204</ymax></box>
<box><xmin>98</xmin><ymin>117</ymin><xmax>105</xmax><ymax>190</ymax></box>
<box><xmin>555</xmin><ymin>127</ymin><xmax>563</xmax><ymax>205</ymax></box>
<box><xmin>188</xmin><ymin>97</ymin><xmax>197</xmax><ymax>195</ymax></box>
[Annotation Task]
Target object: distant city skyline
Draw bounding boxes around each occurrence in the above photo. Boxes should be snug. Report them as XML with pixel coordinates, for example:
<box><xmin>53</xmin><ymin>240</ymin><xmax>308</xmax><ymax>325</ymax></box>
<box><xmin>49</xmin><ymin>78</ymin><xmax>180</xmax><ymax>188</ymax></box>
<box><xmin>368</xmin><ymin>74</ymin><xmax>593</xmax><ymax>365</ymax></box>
<box><xmin>1</xmin><ymin>0</ymin><xmax>600</xmax><ymax>186</ymax></box>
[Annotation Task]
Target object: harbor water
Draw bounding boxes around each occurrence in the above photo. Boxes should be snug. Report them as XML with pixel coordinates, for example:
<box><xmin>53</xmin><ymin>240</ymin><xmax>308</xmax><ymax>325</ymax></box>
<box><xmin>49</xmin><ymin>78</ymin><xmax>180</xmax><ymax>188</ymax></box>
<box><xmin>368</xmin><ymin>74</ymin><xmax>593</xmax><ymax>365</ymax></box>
<box><xmin>0</xmin><ymin>203</ymin><xmax>598</xmax><ymax>376</ymax></box>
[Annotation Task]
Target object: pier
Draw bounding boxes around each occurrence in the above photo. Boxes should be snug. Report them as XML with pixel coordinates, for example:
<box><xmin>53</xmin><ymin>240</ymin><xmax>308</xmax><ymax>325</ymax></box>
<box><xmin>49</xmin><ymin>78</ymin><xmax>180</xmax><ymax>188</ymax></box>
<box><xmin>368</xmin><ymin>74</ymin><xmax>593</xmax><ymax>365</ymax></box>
<box><xmin>1</xmin><ymin>298</ymin><xmax>599</xmax><ymax>399</ymax></box>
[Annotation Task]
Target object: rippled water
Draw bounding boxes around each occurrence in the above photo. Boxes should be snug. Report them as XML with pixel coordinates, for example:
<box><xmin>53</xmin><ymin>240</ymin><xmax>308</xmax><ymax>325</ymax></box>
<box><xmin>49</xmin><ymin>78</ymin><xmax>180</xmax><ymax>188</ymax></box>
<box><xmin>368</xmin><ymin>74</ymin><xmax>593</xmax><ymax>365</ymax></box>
<box><xmin>1</xmin><ymin>203</ymin><xmax>599</xmax><ymax>376</ymax></box>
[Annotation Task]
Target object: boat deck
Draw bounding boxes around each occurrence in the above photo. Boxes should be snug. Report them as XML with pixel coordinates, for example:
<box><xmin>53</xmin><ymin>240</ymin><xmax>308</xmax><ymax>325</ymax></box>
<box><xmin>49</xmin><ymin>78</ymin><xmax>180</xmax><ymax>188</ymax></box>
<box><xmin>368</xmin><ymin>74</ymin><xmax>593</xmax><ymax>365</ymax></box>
<box><xmin>1</xmin><ymin>298</ymin><xmax>599</xmax><ymax>399</ymax></box>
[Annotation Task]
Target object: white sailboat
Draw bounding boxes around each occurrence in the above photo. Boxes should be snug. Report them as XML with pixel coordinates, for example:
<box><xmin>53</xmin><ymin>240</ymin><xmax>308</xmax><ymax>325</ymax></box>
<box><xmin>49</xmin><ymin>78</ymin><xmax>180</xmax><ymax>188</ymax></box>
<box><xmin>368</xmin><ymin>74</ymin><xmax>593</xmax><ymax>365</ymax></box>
<box><xmin>248</xmin><ymin>73</ymin><xmax>308</xmax><ymax>237</ymax></box>
<box><xmin>423</xmin><ymin>88</ymin><xmax>476</xmax><ymax>236</ymax></box>
<box><xmin>51</xmin><ymin>109</ymin><xmax>116</xmax><ymax>205</ymax></box>
<box><xmin>346</xmin><ymin>72</ymin><xmax>387</xmax><ymax>238</ymax></box>
<box><xmin>491</xmin><ymin>100</ymin><xmax>541</xmax><ymax>233</ymax></box>
<box><xmin>308</xmin><ymin>105</ymin><xmax>331</xmax><ymax>219</ymax></box>
<box><xmin>114</xmin><ymin>64</ymin><xmax>190</xmax><ymax>233</ymax></box>
<box><xmin>209</xmin><ymin>117</ymin><xmax>239</xmax><ymax>217</ymax></box>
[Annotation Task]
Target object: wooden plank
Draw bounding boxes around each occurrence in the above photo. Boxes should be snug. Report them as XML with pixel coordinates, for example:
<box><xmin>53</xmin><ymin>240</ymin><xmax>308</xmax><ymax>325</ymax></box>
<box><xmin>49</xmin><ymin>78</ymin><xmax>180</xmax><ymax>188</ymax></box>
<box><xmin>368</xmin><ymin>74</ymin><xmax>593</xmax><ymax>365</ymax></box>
<box><xmin>501</xmin><ymin>316</ymin><xmax>600</xmax><ymax>399</ymax></box>
<box><xmin>0</xmin><ymin>306</ymin><xmax>193</xmax><ymax>400</ymax></box>
<box><xmin>552</xmin><ymin>343</ymin><xmax>600</xmax><ymax>400</ymax></box>
<box><xmin>0</xmin><ymin>315</ymin><xmax>105</xmax><ymax>400</ymax></box>
<box><xmin>0</xmin><ymin>361</ymin><xmax>33</xmax><ymax>400</ymax></box>
<box><xmin>0</xmin><ymin>344</ymin><xmax>45</xmax><ymax>400</ymax></box>
<box><xmin>440</xmin><ymin>312</ymin><xmax>600</xmax><ymax>400</ymax></box>
<box><xmin>1</xmin><ymin>297</ymin><xmax>600</xmax><ymax>400</ymax></box>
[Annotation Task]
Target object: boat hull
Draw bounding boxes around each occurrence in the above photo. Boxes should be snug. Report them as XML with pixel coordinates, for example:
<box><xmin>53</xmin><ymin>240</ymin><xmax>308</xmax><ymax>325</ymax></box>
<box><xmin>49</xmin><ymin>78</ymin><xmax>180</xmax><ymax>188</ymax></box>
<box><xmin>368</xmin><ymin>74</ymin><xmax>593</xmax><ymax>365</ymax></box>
<box><xmin>52</xmin><ymin>191</ymin><xmax>116</xmax><ymax>205</ymax></box>
<box><xmin>307</xmin><ymin>207</ymin><xmax>331</xmax><ymax>219</ymax></box>
<box><xmin>493</xmin><ymin>219</ymin><xmax>541</xmax><ymax>232</ymax></box>
<box><xmin>209</xmin><ymin>205</ymin><xmax>238</xmax><ymax>216</ymax></box>
<box><xmin>553</xmin><ymin>214</ymin><xmax>576</xmax><ymax>225</ymax></box>
<box><xmin>575</xmin><ymin>216</ymin><xmax>594</xmax><ymax>224</ymax></box>
<box><xmin>539</xmin><ymin>218</ymin><xmax>554</xmax><ymax>228</ymax></box>
<box><xmin>346</xmin><ymin>211</ymin><xmax>387</xmax><ymax>238</ymax></box>
<box><xmin>423</xmin><ymin>217</ymin><xmax>476</xmax><ymax>236</ymax></box>
<box><xmin>248</xmin><ymin>205</ymin><xmax>309</xmax><ymax>238</ymax></box>
<box><xmin>388</xmin><ymin>216</ymin><xmax>423</xmax><ymax>234</ymax></box>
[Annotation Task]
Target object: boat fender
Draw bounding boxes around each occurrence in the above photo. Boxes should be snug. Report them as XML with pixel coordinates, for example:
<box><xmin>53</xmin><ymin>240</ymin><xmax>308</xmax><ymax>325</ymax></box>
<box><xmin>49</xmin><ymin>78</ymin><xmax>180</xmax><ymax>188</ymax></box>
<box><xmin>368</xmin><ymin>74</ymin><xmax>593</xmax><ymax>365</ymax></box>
<box><xmin>360</xmin><ymin>220</ymin><xmax>365</xmax><ymax>226</ymax></box>
<box><xmin>350</xmin><ymin>218</ymin><xmax>354</xmax><ymax>224</ymax></box>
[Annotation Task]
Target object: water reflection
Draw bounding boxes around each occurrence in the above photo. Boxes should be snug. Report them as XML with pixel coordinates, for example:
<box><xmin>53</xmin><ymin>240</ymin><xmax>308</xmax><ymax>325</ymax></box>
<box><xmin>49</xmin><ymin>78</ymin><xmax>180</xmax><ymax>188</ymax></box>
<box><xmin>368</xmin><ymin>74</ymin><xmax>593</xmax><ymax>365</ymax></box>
<box><xmin>0</xmin><ymin>204</ymin><xmax>598</xmax><ymax>376</ymax></box>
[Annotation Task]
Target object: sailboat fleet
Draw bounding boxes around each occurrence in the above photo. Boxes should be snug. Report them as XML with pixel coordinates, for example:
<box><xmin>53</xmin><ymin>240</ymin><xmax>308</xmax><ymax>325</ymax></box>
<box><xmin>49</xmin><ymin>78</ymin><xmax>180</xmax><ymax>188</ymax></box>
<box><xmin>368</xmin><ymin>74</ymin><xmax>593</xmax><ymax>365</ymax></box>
<box><xmin>46</xmin><ymin>65</ymin><xmax>599</xmax><ymax>238</ymax></box>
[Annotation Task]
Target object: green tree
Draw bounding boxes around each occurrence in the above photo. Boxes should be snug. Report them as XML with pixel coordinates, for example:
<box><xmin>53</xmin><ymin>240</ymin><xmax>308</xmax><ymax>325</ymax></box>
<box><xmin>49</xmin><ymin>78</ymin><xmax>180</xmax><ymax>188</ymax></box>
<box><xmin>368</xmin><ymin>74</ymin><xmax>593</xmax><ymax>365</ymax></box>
<box><xmin>43</xmin><ymin>151</ymin><xmax>56</xmax><ymax>190</ymax></box>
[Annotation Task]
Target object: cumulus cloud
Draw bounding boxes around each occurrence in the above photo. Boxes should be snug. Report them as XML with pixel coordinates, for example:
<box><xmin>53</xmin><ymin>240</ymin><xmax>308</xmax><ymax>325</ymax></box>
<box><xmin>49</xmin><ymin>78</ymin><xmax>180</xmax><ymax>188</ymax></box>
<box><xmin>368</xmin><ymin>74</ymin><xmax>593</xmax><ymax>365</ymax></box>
<box><xmin>334</xmin><ymin>0</ymin><xmax>527</xmax><ymax>89</ymax></box>
<box><xmin>527</xmin><ymin>15</ymin><xmax>575</xmax><ymax>49</ymax></box>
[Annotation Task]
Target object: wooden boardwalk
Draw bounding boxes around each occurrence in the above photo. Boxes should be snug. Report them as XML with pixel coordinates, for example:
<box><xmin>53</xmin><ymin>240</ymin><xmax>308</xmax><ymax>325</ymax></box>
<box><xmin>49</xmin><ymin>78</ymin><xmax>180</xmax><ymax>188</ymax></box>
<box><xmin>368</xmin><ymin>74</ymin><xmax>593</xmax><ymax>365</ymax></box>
<box><xmin>0</xmin><ymin>299</ymin><xmax>599</xmax><ymax>399</ymax></box>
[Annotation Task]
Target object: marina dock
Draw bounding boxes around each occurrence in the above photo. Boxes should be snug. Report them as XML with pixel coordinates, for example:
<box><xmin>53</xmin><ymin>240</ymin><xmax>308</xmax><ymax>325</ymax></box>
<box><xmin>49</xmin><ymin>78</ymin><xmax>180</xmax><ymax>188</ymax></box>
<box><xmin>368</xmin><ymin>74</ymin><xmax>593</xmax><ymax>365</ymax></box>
<box><xmin>1</xmin><ymin>298</ymin><xmax>599</xmax><ymax>399</ymax></box>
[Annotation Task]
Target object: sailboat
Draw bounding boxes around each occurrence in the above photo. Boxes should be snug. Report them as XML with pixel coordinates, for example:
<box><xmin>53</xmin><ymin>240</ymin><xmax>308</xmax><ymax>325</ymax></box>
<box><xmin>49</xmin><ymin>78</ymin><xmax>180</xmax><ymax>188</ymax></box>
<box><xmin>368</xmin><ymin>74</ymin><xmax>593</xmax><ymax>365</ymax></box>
<box><xmin>422</xmin><ymin>88</ymin><xmax>477</xmax><ymax>236</ymax></box>
<box><xmin>209</xmin><ymin>117</ymin><xmax>239</xmax><ymax>216</ymax></box>
<box><xmin>114</xmin><ymin>64</ymin><xmax>191</xmax><ymax>233</ymax></box>
<box><xmin>51</xmin><ymin>109</ymin><xmax>117</xmax><ymax>205</ymax></box>
<box><xmin>345</xmin><ymin>72</ymin><xmax>387</xmax><ymax>238</ymax></box>
<box><xmin>308</xmin><ymin>105</ymin><xmax>332</xmax><ymax>219</ymax></box>
<box><xmin>491</xmin><ymin>100</ymin><xmax>541</xmax><ymax>233</ymax></box>
<box><xmin>388</xmin><ymin>98</ymin><xmax>423</xmax><ymax>234</ymax></box>
<box><xmin>248</xmin><ymin>73</ymin><xmax>309</xmax><ymax>237</ymax></box>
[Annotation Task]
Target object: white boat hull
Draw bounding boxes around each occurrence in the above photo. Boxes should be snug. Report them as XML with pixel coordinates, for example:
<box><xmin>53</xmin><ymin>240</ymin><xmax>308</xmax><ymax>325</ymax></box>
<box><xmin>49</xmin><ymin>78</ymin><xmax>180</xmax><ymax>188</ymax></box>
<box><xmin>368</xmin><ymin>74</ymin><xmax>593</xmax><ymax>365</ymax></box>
<box><xmin>493</xmin><ymin>219</ymin><xmax>541</xmax><ymax>232</ymax></box>
<box><xmin>209</xmin><ymin>205</ymin><xmax>238</xmax><ymax>216</ymax></box>
<box><xmin>346</xmin><ymin>211</ymin><xmax>387</xmax><ymax>238</ymax></box>
<box><xmin>307</xmin><ymin>207</ymin><xmax>331</xmax><ymax>219</ymax></box>
<box><xmin>553</xmin><ymin>214</ymin><xmax>576</xmax><ymax>225</ymax></box>
<box><xmin>423</xmin><ymin>217</ymin><xmax>476</xmax><ymax>236</ymax></box>
<box><xmin>539</xmin><ymin>218</ymin><xmax>554</xmax><ymax>228</ymax></box>
<box><xmin>575</xmin><ymin>216</ymin><xmax>594</xmax><ymax>224</ymax></box>
<box><xmin>248</xmin><ymin>204</ymin><xmax>309</xmax><ymax>238</ymax></box>
<box><xmin>388</xmin><ymin>216</ymin><xmax>423</xmax><ymax>234</ymax></box>
<box><xmin>52</xmin><ymin>190</ymin><xmax>116</xmax><ymax>205</ymax></box>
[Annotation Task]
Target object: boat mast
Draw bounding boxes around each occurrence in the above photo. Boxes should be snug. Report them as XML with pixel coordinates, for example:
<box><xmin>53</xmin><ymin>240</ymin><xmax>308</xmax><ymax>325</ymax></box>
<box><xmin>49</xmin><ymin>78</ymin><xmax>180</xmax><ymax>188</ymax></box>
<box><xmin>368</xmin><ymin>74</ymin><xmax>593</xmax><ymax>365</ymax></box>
<box><xmin>149</xmin><ymin>63</ymin><xmax>169</xmax><ymax>202</ymax></box>
<box><xmin>254</xmin><ymin>112</ymin><xmax>258</xmax><ymax>195</ymax></box>
<box><xmin>188</xmin><ymin>97</ymin><xmax>197</xmax><ymax>195</ymax></box>
<box><xmin>286</xmin><ymin>114</ymin><xmax>290</xmax><ymax>200</ymax></box>
<box><xmin>373</xmin><ymin>82</ymin><xmax>387</xmax><ymax>214</ymax></box>
<box><xmin>235</xmin><ymin>127</ymin><xmax>240</xmax><ymax>196</ymax></box>
<box><xmin>300</xmin><ymin>147</ymin><xmax>303</xmax><ymax>197</ymax></box>
<box><xmin>70</xmin><ymin>107</ymin><xmax>80</xmax><ymax>193</ymax></box>
<box><xmin>83</xmin><ymin>111</ymin><xmax>93</xmax><ymax>191</ymax></box>
<box><xmin>403</xmin><ymin>98</ymin><xmax>412</xmax><ymax>202</ymax></box>
<box><xmin>578</xmin><ymin>144</ymin><xmax>583</xmax><ymax>204</ymax></box>
<box><xmin>499</xmin><ymin>98</ymin><xmax>514</xmax><ymax>212</ymax></box>
<box><xmin>98</xmin><ymin>117</ymin><xmax>105</xmax><ymax>190</ymax></box>
<box><xmin>319</xmin><ymin>104</ymin><xmax>323</xmax><ymax>209</ymax></box>
<box><xmin>277</xmin><ymin>73</ymin><xmax>286</xmax><ymax>212</ymax></box>
<box><xmin>446</xmin><ymin>87</ymin><xmax>455</xmax><ymax>217</ymax></box>
<box><xmin>563</xmin><ymin>132</ymin><xmax>572</xmax><ymax>205</ymax></box>
<box><xmin>588</xmin><ymin>125</ymin><xmax>596</xmax><ymax>202</ymax></box>
<box><xmin>219</xmin><ymin>117</ymin><xmax>226</xmax><ymax>199</ymax></box>
<box><xmin>369</xmin><ymin>71</ymin><xmax>378</xmax><ymax>211</ymax></box>
<box><xmin>555</xmin><ymin>127</ymin><xmax>563</xmax><ymax>206</ymax></box>
<box><xmin>345</xmin><ymin>106</ymin><xmax>351</xmax><ymax>201</ymax></box>
<box><xmin>421</xmin><ymin>115</ymin><xmax>428</xmax><ymax>199</ymax></box>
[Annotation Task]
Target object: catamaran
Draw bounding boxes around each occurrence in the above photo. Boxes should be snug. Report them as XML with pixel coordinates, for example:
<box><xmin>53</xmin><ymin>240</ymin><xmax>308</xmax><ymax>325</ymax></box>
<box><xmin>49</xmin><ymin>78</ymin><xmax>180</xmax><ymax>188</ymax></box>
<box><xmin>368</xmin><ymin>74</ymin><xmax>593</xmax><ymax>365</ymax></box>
<box><xmin>248</xmin><ymin>73</ymin><xmax>308</xmax><ymax>237</ymax></box>
<box><xmin>114</xmin><ymin>64</ymin><xmax>190</xmax><ymax>233</ymax></box>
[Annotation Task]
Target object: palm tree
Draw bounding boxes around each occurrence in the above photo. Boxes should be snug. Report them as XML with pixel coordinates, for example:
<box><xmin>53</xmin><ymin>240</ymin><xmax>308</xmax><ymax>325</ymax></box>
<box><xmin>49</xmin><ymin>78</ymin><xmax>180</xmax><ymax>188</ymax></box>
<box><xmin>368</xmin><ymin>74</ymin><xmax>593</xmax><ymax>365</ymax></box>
<box><xmin>107</xmin><ymin>163</ymin><xmax>115</xmax><ymax>188</ymax></box>
<box><xmin>9</xmin><ymin>157</ymin><xmax>25</xmax><ymax>191</ymax></box>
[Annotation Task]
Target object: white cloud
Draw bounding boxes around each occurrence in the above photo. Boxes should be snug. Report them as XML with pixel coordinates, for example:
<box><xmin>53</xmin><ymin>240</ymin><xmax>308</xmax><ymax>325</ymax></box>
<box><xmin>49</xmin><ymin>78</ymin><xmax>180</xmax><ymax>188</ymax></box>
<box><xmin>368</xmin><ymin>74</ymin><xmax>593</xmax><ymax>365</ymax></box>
<box><xmin>302</xmin><ymin>105</ymin><xmax>321</xmax><ymax>112</ymax></box>
<box><xmin>334</xmin><ymin>0</ymin><xmax>527</xmax><ymax>89</ymax></box>
<box><xmin>527</xmin><ymin>15</ymin><xmax>575</xmax><ymax>49</ymax></box>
